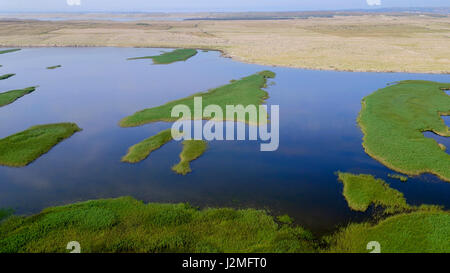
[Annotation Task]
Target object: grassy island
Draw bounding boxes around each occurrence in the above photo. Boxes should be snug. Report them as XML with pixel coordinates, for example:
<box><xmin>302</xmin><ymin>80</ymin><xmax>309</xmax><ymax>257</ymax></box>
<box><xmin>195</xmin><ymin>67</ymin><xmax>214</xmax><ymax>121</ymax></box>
<box><xmin>120</xmin><ymin>71</ymin><xmax>275</xmax><ymax>127</ymax></box>
<box><xmin>121</xmin><ymin>129</ymin><xmax>174</xmax><ymax>163</ymax></box>
<box><xmin>0</xmin><ymin>73</ymin><xmax>15</xmax><ymax>80</ymax></box>
<box><xmin>128</xmin><ymin>49</ymin><xmax>197</xmax><ymax>64</ymax></box>
<box><xmin>46</xmin><ymin>65</ymin><xmax>61</xmax><ymax>70</ymax></box>
<box><xmin>358</xmin><ymin>81</ymin><xmax>450</xmax><ymax>181</ymax></box>
<box><xmin>0</xmin><ymin>197</ymin><xmax>315</xmax><ymax>253</ymax></box>
<box><xmin>327</xmin><ymin>210</ymin><xmax>450</xmax><ymax>253</ymax></box>
<box><xmin>0</xmin><ymin>49</ymin><xmax>20</xmax><ymax>55</ymax></box>
<box><xmin>388</xmin><ymin>173</ymin><xmax>408</xmax><ymax>182</ymax></box>
<box><xmin>329</xmin><ymin>172</ymin><xmax>449</xmax><ymax>252</ymax></box>
<box><xmin>0</xmin><ymin>123</ymin><xmax>81</xmax><ymax>167</ymax></box>
<box><xmin>0</xmin><ymin>86</ymin><xmax>36</xmax><ymax>107</ymax></box>
<box><xmin>172</xmin><ymin>140</ymin><xmax>208</xmax><ymax>175</ymax></box>
<box><xmin>337</xmin><ymin>172</ymin><xmax>410</xmax><ymax>214</ymax></box>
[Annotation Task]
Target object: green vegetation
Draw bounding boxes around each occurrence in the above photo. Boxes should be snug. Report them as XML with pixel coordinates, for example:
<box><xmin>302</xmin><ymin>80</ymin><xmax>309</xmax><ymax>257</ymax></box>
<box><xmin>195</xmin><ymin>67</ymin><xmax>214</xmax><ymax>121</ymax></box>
<box><xmin>0</xmin><ymin>73</ymin><xmax>15</xmax><ymax>80</ymax></box>
<box><xmin>172</xmin><ymin>140</ymin><xmax>208</xmax><ymax>175</ymax></box>
<box><xmin>337</xmin><ymin>172</ymin><xmax>410</xmax><ymax>213</ymax></box>
<box><xmin>0</xmin><ymin>49</ymin><xmax>20</xmax><ymax>55</ymax></box>
<box><xmin>277</xmin><ymin>215</ymin><xmax>293</xmax><ymax>225</ymax></box>
<box><xmin>46</xmin><ymin>65</ymin><xmax>61</xmax><ymax>70</ymax></box>
<box><xmin>0</xmin><ymin>86</ymin><xmax>36</xmax><ymax>107</ymax></box>
<box><xmin>358</xmin><ymin>81</ymin><xmax>450</xmax><ymax>181</ymax></box>
<box><xmin>0</xmin><ymin>197</ymin><xmax>316</xmax><ymax>253</ymax></box>
<box><xmin>120</xmin><ymin>71</ymin><xmax>275</xmax><ymax>127</ymax></box>
<box><xmin>327</xmin><ymin>211</ymin><xmax>450</xmax><ymax>253</ymax></box>
<box><xmin>0</xmin><ymin>123</ymin><xmax>82</xmax><ymax>167</ymax></box>
<box><xmin>122</xmin><ymin>129</ymin><xmax>174</xmax><ymax>163</ymax></box>
<box><xmin>388</xmin><ymin>173</ymin><xmax>408</xmax><ymax>182</ymax></box>
<box><xmin>128</xmin><ymin>49</ymin><xmax>197</xmax><ymax>64</ymax></box>
<box><xmin>0</xmin><ymin>208</ymin><xmax>13</xmax><ymax>222</ymax></box>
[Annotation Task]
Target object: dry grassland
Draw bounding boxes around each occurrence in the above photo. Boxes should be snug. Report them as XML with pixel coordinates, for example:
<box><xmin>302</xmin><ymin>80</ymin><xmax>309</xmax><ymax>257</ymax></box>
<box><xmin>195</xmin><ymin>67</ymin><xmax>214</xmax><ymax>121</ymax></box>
<box><xmin>0</xmin><ymin>15</ymin><xmax>449</xmax><ymax>73</ymax></box>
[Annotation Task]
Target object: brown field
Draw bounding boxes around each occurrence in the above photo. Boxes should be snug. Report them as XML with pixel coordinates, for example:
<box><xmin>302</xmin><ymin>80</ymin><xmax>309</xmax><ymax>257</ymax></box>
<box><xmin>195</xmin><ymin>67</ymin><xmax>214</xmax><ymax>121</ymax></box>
<box><xmin>0</xmin><ymin>14</ymin><xmax>449</xmax><ymax>73</ymax></box>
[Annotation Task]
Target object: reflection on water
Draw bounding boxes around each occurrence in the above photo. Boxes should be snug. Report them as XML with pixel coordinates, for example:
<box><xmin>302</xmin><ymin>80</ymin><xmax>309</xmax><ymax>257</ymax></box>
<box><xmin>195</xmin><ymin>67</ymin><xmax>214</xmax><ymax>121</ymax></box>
<box><xmin>0</xmin><ymin>48</ymin><xmax>449</xmax><ymax>233</ymax></box>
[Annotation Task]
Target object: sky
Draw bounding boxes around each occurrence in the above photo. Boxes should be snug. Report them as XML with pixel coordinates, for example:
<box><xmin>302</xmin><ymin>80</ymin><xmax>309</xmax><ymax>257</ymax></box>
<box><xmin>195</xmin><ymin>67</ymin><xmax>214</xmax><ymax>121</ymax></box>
<box><xmin>0</xmin><ymin>0</ymin><xmax>448</xmax><ymax>13</ymax></box>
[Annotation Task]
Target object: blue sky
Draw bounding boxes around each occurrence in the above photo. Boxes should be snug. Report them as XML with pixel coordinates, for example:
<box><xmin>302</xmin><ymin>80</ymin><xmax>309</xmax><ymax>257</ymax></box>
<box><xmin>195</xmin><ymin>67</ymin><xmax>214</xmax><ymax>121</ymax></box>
<box><xmin>0</xmin><ymin>0</ymin><xmax>448</xmax><ymax>13</ymax></box>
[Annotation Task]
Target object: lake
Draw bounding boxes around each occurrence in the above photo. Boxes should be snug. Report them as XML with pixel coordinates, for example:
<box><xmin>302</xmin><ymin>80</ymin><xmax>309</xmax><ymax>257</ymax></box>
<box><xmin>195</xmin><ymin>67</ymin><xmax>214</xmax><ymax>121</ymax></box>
<box><xmin>0</xmin><ymin>47</ymin><xmax>449</xmax><ymax>233</ymax></box>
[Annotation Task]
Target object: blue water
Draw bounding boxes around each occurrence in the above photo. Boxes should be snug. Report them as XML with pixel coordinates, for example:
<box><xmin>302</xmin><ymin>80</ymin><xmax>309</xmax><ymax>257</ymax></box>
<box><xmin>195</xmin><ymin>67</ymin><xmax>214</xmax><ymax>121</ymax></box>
<box><xmin>0</xmin><ymin>47</ymin><xmax>449</xmax><ymax>233</ymax></box>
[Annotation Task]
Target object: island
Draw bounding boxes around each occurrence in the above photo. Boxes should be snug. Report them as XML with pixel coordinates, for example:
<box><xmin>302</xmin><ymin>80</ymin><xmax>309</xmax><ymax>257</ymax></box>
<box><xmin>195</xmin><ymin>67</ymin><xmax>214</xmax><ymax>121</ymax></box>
<box><xmin>121</xmin><ymin>129</ymin><xmax>174</xmax><ymax>163</ymax></box>
<box><xmin>128</xmin><ymin>49</ymin><xmax>197</xmax><ymax>64</ymax></box>
<box><xmin>0</xmin><ymin>123</ymin><xmax>82</xmax><ymax>167</ymax></box>
<box><xmin>0</xmin><ymin>73</ymin><xmax>15</xmax><ymax>80</ymax></box>
<box><xmin>172</xmin><ymin>140</ymin><xmax>208</xmax><ymax>175</ymax></box>
<box><xmin>46</xmin><ymin>65</ymin><xmax>62</xmax><ymax>70</ymax></box>
<box><xmin>0</xmin><ymin>86</ymin><xmax>36</xmax><ymax>107</ymax></box>
<box><xmin>0</xmin><ymin>49</ymin><xmax>20</xmax><ymax>55</ymax></box>
<box><xmin>120</xmin><ymin>70</ymin><xmax>275</xmax><ymax>127</ymax></box>
<box><xmin>358</xmin><ymin>81</ymin><xmax>450</xmax><ymax>181</ymax></box>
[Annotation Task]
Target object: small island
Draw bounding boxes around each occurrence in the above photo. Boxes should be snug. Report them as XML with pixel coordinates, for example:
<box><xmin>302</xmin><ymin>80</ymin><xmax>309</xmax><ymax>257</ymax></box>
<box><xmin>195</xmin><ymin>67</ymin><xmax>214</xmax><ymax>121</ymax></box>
<box><xmin>0</xmin><ymin>123</ymin><xmax>81</xmax><ymax>167</ymax></box>
<box><xmin>127</xmin><ymin>48</ymin><xmax>198</xmax><ymax>64</ymax></box>
<box><xmin>330</xmin><ymin>172</ymin><xmax>449</xmax><ymax>253</ymax></box>
<box><xmin>46</xmin><ymin>65</ymin><xmax>62</xmax><ymax>70</ymax></box>
<box><xmin>120</xmin><ymin>70</ymin><xmax>275</xmax><ymax>127</ymax></box>
<box><xmin>0</xmin><ymin>86</ymin><xmax>36</xmax><ymax>107</ymax></box>
<box><xmin>0</xmin><ymin>49</ymin><xmax>20</xmax><ymax>55</ymax></box>
<box><xmin>0</xmin><ymin>73</ymin><xmax>15</xmax><ymax>80</ymax></box>
<box><xmin>358</xmin><ymin>80</ymin><xmax>450</xmax><ymax>182</ymax></box>
<box><xmin>172</xmin><ymin>140</ymin><xmax>208</xmax><ymax>175</ymax></box>
<box><xmin>121</xmin><ymin>129</ymin><xmax>174</xmax><ymax>163</ymax></box>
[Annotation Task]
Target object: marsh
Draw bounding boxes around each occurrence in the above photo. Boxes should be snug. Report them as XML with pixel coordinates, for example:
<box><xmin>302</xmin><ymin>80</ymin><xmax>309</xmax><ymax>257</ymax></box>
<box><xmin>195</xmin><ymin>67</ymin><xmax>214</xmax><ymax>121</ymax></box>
<box><xmin>0</xmin><ymin>47</ymin><xmax>449</xmax><ymax>233</ymax></box>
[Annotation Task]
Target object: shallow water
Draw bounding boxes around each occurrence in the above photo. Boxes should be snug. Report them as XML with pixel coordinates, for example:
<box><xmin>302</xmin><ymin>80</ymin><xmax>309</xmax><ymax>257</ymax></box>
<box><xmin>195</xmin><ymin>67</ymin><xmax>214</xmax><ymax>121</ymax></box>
<box><xmin>0</xmin><ymin>47</ymin><xmax>449</xmax><ymax>233</ymax></box>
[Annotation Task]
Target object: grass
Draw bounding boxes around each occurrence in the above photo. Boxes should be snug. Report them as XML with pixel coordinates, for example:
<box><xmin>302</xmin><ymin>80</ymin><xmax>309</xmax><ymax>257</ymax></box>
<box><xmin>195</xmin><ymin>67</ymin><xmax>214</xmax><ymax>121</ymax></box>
<box><xmin>0</xmin><ymin>123</ymin><xmax>82</xmax><ymax>167</ymax></box>
<box><xmin>326</xmin><ymin>211</ymin><xmax>450</xmax><ymax>253</ymax></box>
<box><xmin>0</xmin><ymin>16</ymin><xmax>449</xmax><ymax>73</ymax></box>
<box><xmin>46</xmin><ymin>65</ymin><xmax>61</xmax><ymax>70</ymax></box>
<box><xmin>0</xmin><ymin>73</ymin><xmax>15</xmax><ymax>80</ymax></box>
<box><xmin>0</xmin><ymin>86</ymin><xmax>36</xmax><ymax>107</ymax></box>
<box><xmin>127</xmin><ymin>49</ymin><xmax>197</xmax><ymax>64</ymax></box>
<box><xmin>0</xmin><ymin>208</ymin><xmax>13</xmax><ymax>222</ymax></box>
<box><xmin>120</xmin><ymin>70</ymin><xmax>275</xmax><ymax>127</ymax></box>
<box><xmin>121</xmin><ymin>129</ymin><xmax>174</xmax><ymax>163</ymax></box>
<box><xmin>358</xmin><ymin>81</ymin><xmax>450</xmax><ymax>181</ymax></box>
<box><xmin>337</xmin><ymin>172</ymin><xmax>410</xmax><ymax>214</ymax></box>
<box><xmin>0</xmin><ymin>197</ymin><xmax>316</xmax><ymax>253</ymax></box>
<box><xmin>172</xmin><ymin>140</ymin><xmax>208</xmax><ymax>175</ymax></box>
<box><xmin>0</xmin><ymin>49</ymin><xmax>20</xmax><ymax>55</ymax></box>
<box><xmin>388</xmin><ymin>173</ymin><xmax>408</xmax><ymax>182</ymax></box>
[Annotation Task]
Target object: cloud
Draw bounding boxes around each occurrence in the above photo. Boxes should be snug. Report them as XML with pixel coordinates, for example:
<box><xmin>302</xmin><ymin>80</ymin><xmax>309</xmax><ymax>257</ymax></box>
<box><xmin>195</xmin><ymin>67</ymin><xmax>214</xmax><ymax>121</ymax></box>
<box><xmin>67</xmin><ymin>0</ymin><xmax>81</xmax><ymax>6</ymax></box>
<box><xmin>366</xmin><ymin>0</ymin><xmax>381</xmax><ymax>6</ymax></box>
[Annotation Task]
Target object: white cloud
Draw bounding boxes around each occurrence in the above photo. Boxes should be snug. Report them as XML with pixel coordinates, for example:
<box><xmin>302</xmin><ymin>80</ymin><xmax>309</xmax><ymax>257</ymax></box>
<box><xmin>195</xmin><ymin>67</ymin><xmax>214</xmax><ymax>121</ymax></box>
<box><xmin>366</xmin><ymin>0</ymin><xmax>381</xmax><ymax>6</ymax></box>
<box><xmin>67</xmin><ymin>0</ymin><xmax>81</xmax><ymax>6</ymax></box>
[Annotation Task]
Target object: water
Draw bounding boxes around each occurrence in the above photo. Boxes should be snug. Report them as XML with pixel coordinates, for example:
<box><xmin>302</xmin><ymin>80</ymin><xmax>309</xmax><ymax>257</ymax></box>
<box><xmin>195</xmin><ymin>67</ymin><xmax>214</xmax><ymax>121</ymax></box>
<box><xmin>0</xmin><ymin>47</ymin><xmax>449</xmax><ymax>233</ymax></box>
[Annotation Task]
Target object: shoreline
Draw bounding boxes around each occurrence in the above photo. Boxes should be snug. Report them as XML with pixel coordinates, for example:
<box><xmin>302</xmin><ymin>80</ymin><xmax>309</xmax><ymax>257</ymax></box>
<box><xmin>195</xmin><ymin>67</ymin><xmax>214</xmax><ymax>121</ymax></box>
<box><xmin>1</xmin><ymin>44</ymin><xmax>449</xmax><ymax>75</ymax></box>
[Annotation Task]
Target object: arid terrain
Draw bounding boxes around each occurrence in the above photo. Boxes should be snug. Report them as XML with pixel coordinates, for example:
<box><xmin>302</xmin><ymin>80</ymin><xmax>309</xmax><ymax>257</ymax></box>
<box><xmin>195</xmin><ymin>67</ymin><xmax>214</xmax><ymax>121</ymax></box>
<box><xmin>0</xmin><ymin>14</ymin><xmax>449</xmax><ymax>73</ymax></box>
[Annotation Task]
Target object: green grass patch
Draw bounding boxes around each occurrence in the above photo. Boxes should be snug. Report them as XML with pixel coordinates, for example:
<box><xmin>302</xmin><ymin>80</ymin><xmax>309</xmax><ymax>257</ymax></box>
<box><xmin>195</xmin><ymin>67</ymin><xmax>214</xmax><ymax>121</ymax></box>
<box><xmin>388</xmin><ymin>173</ymin><xmax>408</xmax><ymax>182</ymax></box>
<box><xmin>0</xmin><ymin>49</ymin><xmax>20</xmax><ymax>55</ymax></box>
<box><xmin>128</xmin><ymin>49</ymin><xmax>197</xmax><ymax>64</ymax></box>
<box><xmin>326</xmin><ymin>211</ymin><xmax>450</xmax><ymax>253</ymax></box>
<box><xmin>46</xmin><ymin>65</ymin><xmax>61</xmax><ymax>70</ymax></box>
<box><xmin>358</xmin><ymin>80</ymin><xmax>450</xmax><ymax>181</ymax></box>
<box><xmin>0</xmin><ymin>208</ymin><xmax>14</xmax><ymax>222</ymax></box>
<box><xmin>0</xmin><ymin>197</ymin><xmax>317</xmax><ymax>253</ymax></box>
<box><xmin>120</xmin><ymin>71</ymin><xmax>275</xmax><ymax>127</ymax></box>
<box><xmin>122</xmin><ymin>129</ymin><xmax>174</xmax><ymax>163</ymax></box>
<box><xmin>0</xmin><ymin>86</ymin><xmax>36</xmax><ymax>107</ymax></box>
<box><xmin>0</xmin><ymin>73</ymin><xmax>15</xmax><ymax>80</ymax></box>
<box><xmin>0</xmin><ymin>123</ymin><xmax>82</xmax><ymax>167</ymax></box>
<box><xmin>172</xmin><ymin>140</ymin><xmax>208</xmax><ymax>175</ymax></box>
<box><xmin>337</xmin><ymin>172</ymin><xmax>410</xmax><ymax>214</ymax></box>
